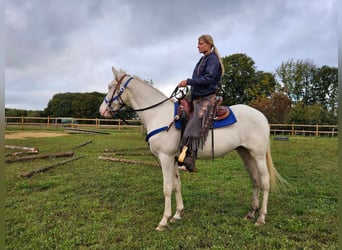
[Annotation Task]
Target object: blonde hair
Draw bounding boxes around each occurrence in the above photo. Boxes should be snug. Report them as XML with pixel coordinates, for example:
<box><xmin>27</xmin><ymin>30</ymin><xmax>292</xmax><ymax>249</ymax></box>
<box><xmin>198</xmin><ymin>34</ymin><xmax>225</xmax><ymax>76</ymax></box>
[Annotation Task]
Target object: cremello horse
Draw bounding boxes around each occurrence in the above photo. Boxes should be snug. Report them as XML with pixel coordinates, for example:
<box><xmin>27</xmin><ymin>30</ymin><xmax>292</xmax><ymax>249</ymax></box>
<box><xmin>99</xmin><ymin>67</ymin><xmax>287</xmax><ymax>231</ymax></box>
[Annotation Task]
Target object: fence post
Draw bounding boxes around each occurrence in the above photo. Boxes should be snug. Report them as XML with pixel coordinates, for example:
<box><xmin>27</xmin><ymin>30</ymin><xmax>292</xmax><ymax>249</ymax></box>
<box><xmin>96</xmin><ymin>118</ymin><xmax>98</xmax><ymax>130</ymax></box>
<box><xmin>47</xmin><ymin>116</ymin><xmax>50</xmax><ymax>128</ymax></box>
<box><xmin>21</xmin><ymin>116</ymin><xmax>24</xmax><ymax>129</ymax></box>
<box><xmin>291</xmin><ymin>123</ymin><xmax>294</xmax><ymax>136</ymax></box>
<box><xmin>315</xmin><ymin>124</ymin><xmax>319</xmax><ymax>137</ymax></box>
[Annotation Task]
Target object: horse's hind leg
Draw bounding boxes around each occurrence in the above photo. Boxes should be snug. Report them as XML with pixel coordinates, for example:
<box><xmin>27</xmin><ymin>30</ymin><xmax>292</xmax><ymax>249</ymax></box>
<box><xmin>254</xmin><ymin>155</ymin><xmax>270</xmax><ymax>225</ymax></box>
<box><xmin>237</xmin><ymin>147</ymin><xmax>260</xmax><ymax>221</ymax></box>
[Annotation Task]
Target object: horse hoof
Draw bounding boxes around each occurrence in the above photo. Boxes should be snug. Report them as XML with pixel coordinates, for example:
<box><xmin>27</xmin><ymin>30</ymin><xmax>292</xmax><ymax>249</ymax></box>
<box><xmin>156</xmin><ymin>224</ymin><xmax>169</xmax><ymax>231</ymax></box>
<box><xmin>178</xmin><ymin>165</ymin><xmax>188</xmax><ymax>171</ymax></box>
<box><xmin>170</xmin><ymin>217</ymin><xmax>181</xmax><ymax>223</ymax></box>
<box><xmin>244</xmin><ymin>214</ymin><xmax>255</xmax><ymax>220</ymax></box>
<box><xmin>255</xmin><ymin>219</ymin><xmax>266</xmax><ymax>226</ymax></box>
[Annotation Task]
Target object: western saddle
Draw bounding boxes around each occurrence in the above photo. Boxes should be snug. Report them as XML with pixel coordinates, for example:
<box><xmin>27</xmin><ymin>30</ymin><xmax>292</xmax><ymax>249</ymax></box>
<box><xmin>176</xmin><ymin>96</ymin><xmax>229</xmax><ymax>122</ymax></box>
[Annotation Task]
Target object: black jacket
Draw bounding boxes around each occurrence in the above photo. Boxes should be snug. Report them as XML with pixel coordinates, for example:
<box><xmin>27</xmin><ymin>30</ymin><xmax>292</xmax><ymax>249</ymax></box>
<box><xmin>187</xmin><ymin>52</ymin><xmax>222</xmax><ymax>99</ymax></box>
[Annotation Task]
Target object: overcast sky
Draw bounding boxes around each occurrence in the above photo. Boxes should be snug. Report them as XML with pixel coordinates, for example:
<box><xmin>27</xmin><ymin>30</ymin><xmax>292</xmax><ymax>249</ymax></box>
<box><xmin>5</xmin><ymin>0</ymin><xmax>338</xmax><ymax>110</ymax></box>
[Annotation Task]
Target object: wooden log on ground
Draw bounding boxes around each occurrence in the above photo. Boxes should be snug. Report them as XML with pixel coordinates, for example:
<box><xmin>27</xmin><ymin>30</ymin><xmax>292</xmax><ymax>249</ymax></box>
<box><xmin>98</xmin><ymin>156</ymin><xmax>160</xmax><ymax>168</ymax></box>
<box><xmin>71</xmin><ymin>140</ymin><xmax>92</xmax><ymax>149</ymax></box>
<box><xmin>21</xmin><ymin>156</ymin><xmax>84</xmax><ymax>178</ymax></box>
<box><xmin>5</xmin><ymin>151</ymin><xmax>74</xmax><ymax>163</ymax></box>
<box><xmin>64</xmin><ymin>127</ymin><xmax>110</xmax><ymax>134</ymax></box>
<box><xmin>5</xmin><ymin>151</ymin><xmax>38</xmax><ymax>157</ymax></box>
<box><xmin>5</xmin><ymin>145</ymin><xmax>39</xmax><ymax>153</ymax></box>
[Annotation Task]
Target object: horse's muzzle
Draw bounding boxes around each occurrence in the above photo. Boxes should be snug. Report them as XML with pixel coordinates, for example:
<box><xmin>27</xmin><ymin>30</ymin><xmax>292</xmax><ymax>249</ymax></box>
<box><xmin>99</xmin><ymin>102</ymin><xmax>113</xmax><ymax>118</ymax></box>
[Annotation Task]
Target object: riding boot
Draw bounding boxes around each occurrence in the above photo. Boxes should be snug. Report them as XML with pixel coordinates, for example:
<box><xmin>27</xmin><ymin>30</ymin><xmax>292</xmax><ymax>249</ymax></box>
<box><xmin>183</xmin><ymin>150</ymin><xmax>197</xmax><ymax>172</ymax></box>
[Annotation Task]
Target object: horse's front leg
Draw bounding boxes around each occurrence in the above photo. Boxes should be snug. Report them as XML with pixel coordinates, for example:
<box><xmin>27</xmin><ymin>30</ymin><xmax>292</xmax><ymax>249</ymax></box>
<box><xmin>170</xmin><ymin>162</ymin><xmax>184</xmax><ymax>222</ymax></box>
<box><xmin>156</xmin><ymin>155</ymin><xmax>177</xmax><ymax>231</ymax></box>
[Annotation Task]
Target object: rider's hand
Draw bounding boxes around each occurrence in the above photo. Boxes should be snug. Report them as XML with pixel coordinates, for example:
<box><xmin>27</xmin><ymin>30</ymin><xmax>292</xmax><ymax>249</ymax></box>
<box><xmin>178</xmin><ymin>80</ymin><xmax>187</xmax><ymax>87</ymax></box>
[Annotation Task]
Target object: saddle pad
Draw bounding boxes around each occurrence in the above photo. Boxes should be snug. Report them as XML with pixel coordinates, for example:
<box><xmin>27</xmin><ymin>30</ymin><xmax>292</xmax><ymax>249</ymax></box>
<box><xmin>174</xmin><ymin>102</ymin><xmax>237</xmax><ymax>129</ymax></box>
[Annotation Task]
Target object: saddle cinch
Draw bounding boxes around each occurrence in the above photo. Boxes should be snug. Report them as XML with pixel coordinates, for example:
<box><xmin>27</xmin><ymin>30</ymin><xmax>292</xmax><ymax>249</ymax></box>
<box><xmin>176</xmin><ymin>96</ymin><xmax>230</xmax><ymax>122</ymax></box>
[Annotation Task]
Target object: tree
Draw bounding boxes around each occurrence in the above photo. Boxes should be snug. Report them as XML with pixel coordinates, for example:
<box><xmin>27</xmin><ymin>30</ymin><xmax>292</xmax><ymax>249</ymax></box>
<box><xmin>5</xmin><ymin>108</ymin><xmax>28</xmax><ymax>117</ymax></box>
<box><xmin>288</xmin><ymin>102</ymin><xmax>331</xmax><ymax>124</ymax></box>
<box><xmin>220</xmin><ymin>53</ymin><xmax>257</xmax><ymax>105</ymax></box>
<box><xmin>276</xmin><ymin>60</ymin><xmax>338</xmax><ymax>124</ymax></box>
<box><xmin>312</xmin><ymin>65</ymin><xmax>338</xmax><ymax>117</ymax></box>
<box><xmin>42</xmin><ymin>91</ymin><xmax>138</xmax><ymax>120</ymax></box>
<box><xmin>43</xmin><ymin>93</ymin><xmax>77</xmax><ymax>117</ymax></box>
<box><xmin>220</xmin><ymin>53</ymin><xmax>277</xmax><ymax>105</ymax></box>
<box><xmin>245</xmin><ymin>71</ymin><xmax>278</xmax><ymax>101</ymax></box>
<box><xmin>276</xmin><ymin>59</ymin><xmax>317</xmax><ymax>104</ymax></box>
<box><xmin>249</xmin><ymin>92</ymin><xmax>292</xmax><ymax>124</ymax></box>
<box><xmin>70</xmin><ymin>92</ymin><xmax>104</xmax><ymax>118</ymax></box>
<box><xmin>43</xmin><ymin>92</ymin><xmax>104</xmax><ymax>118</ymax></box>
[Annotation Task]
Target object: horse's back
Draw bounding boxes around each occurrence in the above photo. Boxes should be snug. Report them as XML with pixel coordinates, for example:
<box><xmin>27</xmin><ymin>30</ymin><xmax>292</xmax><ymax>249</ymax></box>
<box><xmin>229</xmin><ymin>104</ymin><xmax>270</xmax><ymax>148</ymax></box>
<box><xmin>230</xmin><ymin>104</ymin><xmax>269</xmax><ymax>131</ymax></box>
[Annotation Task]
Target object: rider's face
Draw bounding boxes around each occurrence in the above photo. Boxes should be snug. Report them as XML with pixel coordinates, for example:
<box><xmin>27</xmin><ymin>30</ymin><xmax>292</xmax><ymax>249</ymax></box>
<box><xmin>197</xmin><ymin>39</ymin><xmax>211</xmax><ymax>55</ymax></box>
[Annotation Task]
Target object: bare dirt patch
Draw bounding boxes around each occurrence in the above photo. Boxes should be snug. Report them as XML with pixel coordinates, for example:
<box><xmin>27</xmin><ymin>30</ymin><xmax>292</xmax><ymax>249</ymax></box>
<box><xmin>5</xmin><ymin>132</ymin><xmax>69</xmax><ymax>140</ymax></box>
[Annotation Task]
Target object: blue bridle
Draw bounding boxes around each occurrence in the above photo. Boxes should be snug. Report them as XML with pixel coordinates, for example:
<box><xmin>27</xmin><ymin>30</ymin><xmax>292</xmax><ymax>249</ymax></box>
<box><xmin>104</xmin><ymin>74</ymin><xmax>134</xmax><ymax>114</ymax></box>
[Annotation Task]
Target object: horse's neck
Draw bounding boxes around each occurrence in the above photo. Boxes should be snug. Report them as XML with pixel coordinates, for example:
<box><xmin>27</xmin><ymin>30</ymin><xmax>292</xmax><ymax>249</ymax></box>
<box><xmin>128</xmin><ymin>79</ymin><xmax>174</xmax><ymax>132</ymax></box>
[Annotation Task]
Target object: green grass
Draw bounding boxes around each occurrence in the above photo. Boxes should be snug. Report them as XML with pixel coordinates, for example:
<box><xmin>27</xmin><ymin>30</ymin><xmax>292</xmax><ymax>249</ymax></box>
<box><xmin>5</xmin><ymin>130</ymin><xmax>338</xmax><ymax>249</ymax></box>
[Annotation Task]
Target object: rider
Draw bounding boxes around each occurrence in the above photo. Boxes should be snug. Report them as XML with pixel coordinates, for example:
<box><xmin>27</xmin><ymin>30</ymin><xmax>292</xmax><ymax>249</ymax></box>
<box><xmin>177</xmin><ymin>34</ymin><xmax>224</xmax><ymax>172</ymax></box>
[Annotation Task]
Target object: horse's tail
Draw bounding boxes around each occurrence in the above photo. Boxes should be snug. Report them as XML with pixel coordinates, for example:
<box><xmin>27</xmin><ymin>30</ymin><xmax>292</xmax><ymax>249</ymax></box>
<box><xmin>266</xmin><ymin>143</ymin><xmax>289</xmax><ymax>192</ymax></box>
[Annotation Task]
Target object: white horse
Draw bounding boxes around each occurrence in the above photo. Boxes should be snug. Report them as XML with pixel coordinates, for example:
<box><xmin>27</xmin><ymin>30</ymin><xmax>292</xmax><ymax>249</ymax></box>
<box><xmin>99</xmin><ymin>67</ymin><xmax>287</xmax><ymax>231</ymax></box>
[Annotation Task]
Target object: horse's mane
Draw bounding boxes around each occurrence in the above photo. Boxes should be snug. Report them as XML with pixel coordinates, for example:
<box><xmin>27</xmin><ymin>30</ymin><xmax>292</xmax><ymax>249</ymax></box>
<box><xmin>118</xmin><ymin>69</ymin><xmax>168</xmax><ymax>98</ymax></box>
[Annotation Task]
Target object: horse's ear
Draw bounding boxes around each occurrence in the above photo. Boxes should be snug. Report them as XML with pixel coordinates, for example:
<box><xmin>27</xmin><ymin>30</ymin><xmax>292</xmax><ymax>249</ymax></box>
<box><xmin>112</xmin><ymin>67</ymin><xmax>119</xmax><ymax>78</ymax></box>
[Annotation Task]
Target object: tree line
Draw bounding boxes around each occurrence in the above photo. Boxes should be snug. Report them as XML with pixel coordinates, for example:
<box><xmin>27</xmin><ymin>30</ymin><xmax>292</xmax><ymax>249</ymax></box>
<box><xmin>5</xmin><ymin>53</ymin><xmax>338</xmax><ymax>124</ymax></box>
<box><xmin>220</xmin><ymin>54</ymin><xmax>337</xmax><ymax>124</ymax></box>
<box><xmin>5</xmin><ymin>92</ymin><xmax>105</xmax><ymax>119</ymax></box>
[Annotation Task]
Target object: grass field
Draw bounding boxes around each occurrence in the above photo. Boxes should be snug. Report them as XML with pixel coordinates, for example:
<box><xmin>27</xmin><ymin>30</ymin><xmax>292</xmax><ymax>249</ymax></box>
<box><xmin>5</xmin><ymin>129</ymin><xmax>338</xmax><ymax>249</ymax></box>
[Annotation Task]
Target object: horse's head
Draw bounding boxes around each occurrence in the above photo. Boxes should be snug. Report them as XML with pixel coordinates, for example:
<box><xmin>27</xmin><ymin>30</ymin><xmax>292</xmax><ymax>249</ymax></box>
<box><xmin>99</xmin><ymin>67</ymin><xmax>133</xmax><ymax>118</ymax></box>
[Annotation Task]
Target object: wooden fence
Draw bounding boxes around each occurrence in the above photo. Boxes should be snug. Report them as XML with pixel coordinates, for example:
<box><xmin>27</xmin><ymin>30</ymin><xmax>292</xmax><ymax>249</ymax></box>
<box><xmin>270</xmin><ymin>124</ymin><xmax>338</xmax><ymax>137</ymax></box>
<box><xmin>5</xmin><ymin>116</ymin><xmax>338</xmax><ymax>137</ymax></box>
<box><xmin>5</xmin><ymin>116</ymin><xmax>144</xmax><ymax>132</ymax></box>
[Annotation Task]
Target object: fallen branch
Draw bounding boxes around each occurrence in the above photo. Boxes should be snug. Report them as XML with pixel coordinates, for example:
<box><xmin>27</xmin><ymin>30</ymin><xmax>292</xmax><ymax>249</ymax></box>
<box><xmin>71</xmin><ymin>140</ymin><xmax>92</xmax><ymax>149</ymax></box>
<box><xmin>5</xmin><ymin>151</ymin><xmax>74</xmax><ymax>163</ymax></box>
<box><xmin>64</xmin><ymin>127</ymin><xmax>110</xmax><ymax>135</ymax></box>
<box><xmin>5</xmin><ymin>145</ymin><xmax>39</xmax><ymax>153</ymax></box>
<box><xmin>21</xmin><ymin>156</ymin><xmax>84</xmax><ymax>178</ymax></box>
<box><xmin>98</xmin><ymin>156</ymin><xmax>160</xmax><ymax>168</ymax></box>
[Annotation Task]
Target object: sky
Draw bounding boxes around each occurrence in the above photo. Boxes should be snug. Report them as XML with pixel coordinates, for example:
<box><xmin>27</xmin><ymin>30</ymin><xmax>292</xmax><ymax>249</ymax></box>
<box><xmin>5</xmin><ymin>0</ymin><xmax>338</xmax><ymax>110</ymax></box>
